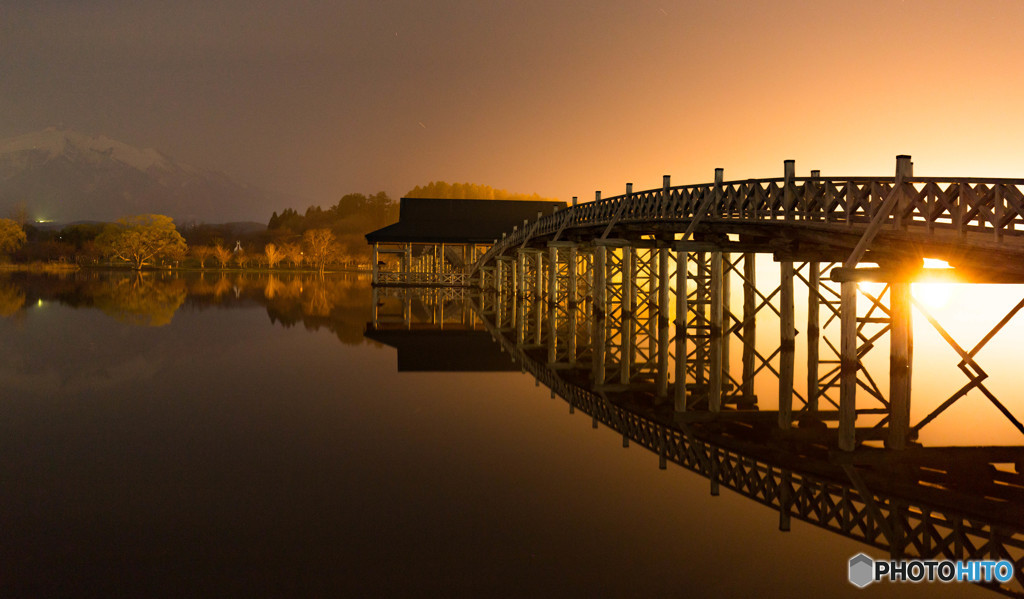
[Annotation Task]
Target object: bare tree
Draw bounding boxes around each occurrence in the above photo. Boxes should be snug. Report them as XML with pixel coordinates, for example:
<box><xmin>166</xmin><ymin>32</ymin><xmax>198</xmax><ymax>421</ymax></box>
<box><xmin>232</xmin><ymin>248</ymin><xmax>248</xmax><ymax>269</ymax></box>
<box><xmin>281</xmin><ymin>242</ymin><xmax>303</xmax><ymax>268</ymax></box>
<box><xmin>213</xmin><ymin>245</ymin><xmax>232</xmax><ymax>269</ymax></box>
<box><xmin>303</xmin><ymin>229</ymin><xmax>338</xmax><ymax>274</ymax></box>
<box><xmin>264</xmin><ymin>243</ymin><xmax>285</xmax><ymax>269</ymax></box>
<box><xmin>191</xmin><ymin>245</ymin><xmax>214</xmax><ymax>269</ymax></box>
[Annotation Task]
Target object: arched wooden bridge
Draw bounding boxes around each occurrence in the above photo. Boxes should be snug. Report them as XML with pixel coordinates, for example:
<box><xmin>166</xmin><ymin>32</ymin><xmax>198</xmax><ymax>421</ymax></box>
<box><xmin>366</xmin><ymin>286</ymin><xmax>1024</xmax><ymax>597</ymax></box>
<box><xmin>465</xmin><ymin>155</ymin><xmax>1024</xmax><ymax>453</ymax></box>
<box><xmin>472</xmin><ymin>155</ymin><xmax>1024</xmax><ymax>279</ymax></box>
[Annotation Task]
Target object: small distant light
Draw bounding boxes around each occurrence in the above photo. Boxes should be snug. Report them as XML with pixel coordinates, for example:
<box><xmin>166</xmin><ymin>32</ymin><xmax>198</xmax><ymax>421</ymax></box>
<box><xmin>37</xmin><ymin>299</ymin><xmax>43</xmax><ymax>307</ymax></box>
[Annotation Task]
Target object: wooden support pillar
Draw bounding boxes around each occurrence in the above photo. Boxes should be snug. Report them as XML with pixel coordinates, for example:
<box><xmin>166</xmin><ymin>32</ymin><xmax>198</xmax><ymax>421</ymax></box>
<box><xmin>674</xmin><ymin>250</ymin><xmax>688</xmax><ymax>412</ymax></box>
<box><xmin>535</xmin><ymin>251</ymin><xmax>544</xmax><ymax>299</ymax></box>
<box><xmin>656</xmin><ymin>313</ymin><xmax>670</xmax><ymax>398</ymax></box>
<box><xmin>547</xmin><ymin>297</ymin><xmax>557</xmax><ymax>364</ymax></box>
<box><xmin>783</xmin><ymin>159</ymin><xmax>795</xmax><ymax>219</ymax></box>
<box><xmin>779</xmin><ymin>260</ymin><xmax>795</xmax><ymax>429</ymax></box>
<box><xmin>438</xmin><ymin>292</ymin><xmax>445</xmax><ymax>329</ymax></box>
<box><xmin>371</xmin><ymin>287</ymin><xmax>379</xmax><ymax>327</ymax></box>
<box><xmin>709</xmin><ymin>251</ymin><xmax>723</xmax><ymax>412</ymax></box>
<box><xmin>807</xmin><ymin>262</ymin><xmax>820</xmax><ymax>412</ymax></box>
<box><xmin>534</xmin><ymin>295</ymin><xmax>543</xmax><ymax>347</ymax></box>
<box><xmin>567</xmin><ymin>301</ymin><xmax>577</xmax><ymax>367</ymax></box>
<box><xmin>889</xmin><ymin>500</ymin><xmax>907</xmax><ymax>560</ymax></box>
<box><xmin>694</xmin><ymin>252</ymin><xmax>707</xmax><ymax>386</ymax></box>
<box><xmin>779</xmin><ymin>469</ymin><xmax>793</xmax><ymax>531</ymax></box>
<box><xmin>721</xmin><ymin>252</ymin><xmax>731</xmax><ymax>383</ymax></box>
<box><xmin>658</xmin><ymin>248</ymin><xmax>670</xmax><ymax>322</ymax></box>
<box><xmin>585</xmin><ymin>251</ymin><xmax>594</xmax><ymax>303</ymax></box>
<box><xmin>629</xmin><ymin>248</ymin><xmax>638</xmax><ymax>314</ymax></box>
<box><xmin>404</xmin><ymin>243</ymin><xmax>411</xmax><ymax>279</ymax></box>
<box><xmin>742</xmin><ymin>253</ymin><xmax>756</xmax><ymax>400</ymax></box>
<box><xmin>568</xmin><ymin>245</ymin><xmax>578</xmax><ymax>305</ymax></box>
<box><xmin>548</xmin><ymin>246</ymin><xmax>558</xmax><ymax>304</ymax></box>
<box><xmin>710</xmin><ymin>446</ymin><xmax>720</xmax><ymax>496</ymax></box>
<box><xmin>895</xmin><ymin>155</ymin><xmax>913</xmax><ymax>230</ymax></box>
<box><xmin>371</xmin><ymin>242</ymin><xmax>379</xmax><ymax>285</ymax></box>
<box><xmin>620</xmin><ymin>246</ymin><xmax>635</xmax><ymax>385</ymax></box>
<box><xmin>495</xmin><ymin>282</ymin><xmax>504</xmax><ymax>328</ymax></box>
<box><xmin>622</xmin><ymin>247</ymin><xmax>634</xmax><ymax>315</ymax></box>
<box><xmin>594</xmin><ymin>245</ymin><xmax>607</xmax><ymax>315</ymax></box>
<box><xmin>592</xmin><ymin>303</ymin><xmax>606</xmax><ymax>385</ymax></box>
<box><xmin>516</xmin><ymin>291</ymin><xmax>526</xmax><ymax>346</ymax></box>
<box><xmin>517</xmin><ymin>250</ymin><xmax>526</xmax><ymax>298</ymax></box>
<box><xmin>888</xmin><ymin>282</ymin><xmax>913</xmax><ymax>449</ymax></box>
<box><xmin>839</xmin><ymin>281</ymin><xmax>858</xmax><ymax>451</ymax></box>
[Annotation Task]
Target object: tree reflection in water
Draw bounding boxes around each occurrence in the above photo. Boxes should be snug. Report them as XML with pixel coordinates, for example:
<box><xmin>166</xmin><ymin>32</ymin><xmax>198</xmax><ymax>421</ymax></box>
<box><xmin>0</xmin><ymin>278</ymin><xmax>25</xmax><ymax>317</ymax></box>
<box><xmin>0</xmin><ymin>271</ymin><xmax>374</xmax><ymax>345</ymax></box>
<box><xmin>92</xmin><ymin>274</ymin><xmax>187</xmax><ymax>327</ymax></box>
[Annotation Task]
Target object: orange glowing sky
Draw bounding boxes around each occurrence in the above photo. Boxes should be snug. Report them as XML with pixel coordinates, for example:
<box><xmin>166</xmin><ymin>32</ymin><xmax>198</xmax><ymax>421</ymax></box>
<box><xmin>4</xmin><ymin>0</ymin><xmax>1024</xmax><ymax>214</ymax></box>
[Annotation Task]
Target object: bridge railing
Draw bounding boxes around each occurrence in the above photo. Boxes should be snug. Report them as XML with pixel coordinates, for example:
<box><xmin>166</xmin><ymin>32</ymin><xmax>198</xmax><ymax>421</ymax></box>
<box><xmin>471</xmin><ymin>170</ymin><xmax>1024</xmax><ymax>274</ymax></box>
<box><xmin>471</xmin><ymin>297</ymin><xmax>1024</xmax><ymax>594</ymax></box>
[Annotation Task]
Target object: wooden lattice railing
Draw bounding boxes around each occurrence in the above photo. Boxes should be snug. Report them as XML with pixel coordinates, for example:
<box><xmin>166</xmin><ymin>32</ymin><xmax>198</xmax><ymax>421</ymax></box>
<box><xmin>470</xmin><ymin>174</ymin><xmax>1024</xmax><ymax>274</ymax></box>
<box><xmin>474</xmin><ymin>299</ymin><xmax>1024</xmax><ymax>595</ymax></box>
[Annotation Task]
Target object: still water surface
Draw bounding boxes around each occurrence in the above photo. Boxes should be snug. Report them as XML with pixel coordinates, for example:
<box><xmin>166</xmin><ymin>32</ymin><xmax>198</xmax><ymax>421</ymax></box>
<box><xmin>0</xmin><ymin>272</ymin><xmax>988</xmax><ymax>597</ymax></box>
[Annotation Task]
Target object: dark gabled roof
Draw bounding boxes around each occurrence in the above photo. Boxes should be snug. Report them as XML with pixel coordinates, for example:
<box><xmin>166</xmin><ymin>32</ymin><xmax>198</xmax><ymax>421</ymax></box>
<box><xmin>362</xmin><ymin>328</ymin><xmax>520</xmax><ymax>372</ymax></box>
<box><xmin>365</xmin><ymin>197</ymin><xmax>566</xmax><ymax>244</ymax></box>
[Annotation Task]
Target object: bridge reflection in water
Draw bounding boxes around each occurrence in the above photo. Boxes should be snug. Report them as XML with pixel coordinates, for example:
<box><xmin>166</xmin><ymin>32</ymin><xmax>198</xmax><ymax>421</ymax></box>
<box><xmin>368</xmin><ymin>286</ymin><xmax>1024</xmax><ymax>597</ymax></box>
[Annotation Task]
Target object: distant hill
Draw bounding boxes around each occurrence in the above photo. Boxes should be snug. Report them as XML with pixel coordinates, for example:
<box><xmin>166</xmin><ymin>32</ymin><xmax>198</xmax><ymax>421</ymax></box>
<box><xmin>0</xmin><ymin>128</ymin><xmax>286</xmax><ymax>223</ymax></box>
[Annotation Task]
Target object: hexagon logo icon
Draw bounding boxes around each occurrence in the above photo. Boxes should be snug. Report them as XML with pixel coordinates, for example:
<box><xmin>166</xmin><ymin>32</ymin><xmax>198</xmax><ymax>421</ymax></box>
<box><xmin>849</xmin><ymin>553</ymin><xmax>874</xmax><ymax>588</ymax></box>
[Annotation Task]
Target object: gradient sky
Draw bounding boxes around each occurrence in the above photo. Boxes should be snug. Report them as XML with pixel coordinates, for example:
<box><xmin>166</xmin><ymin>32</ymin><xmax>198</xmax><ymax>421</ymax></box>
<box><xmin>4</xmin><ymin>0</ymin><xmax>1024</xmax><ymax>211</ymax></box>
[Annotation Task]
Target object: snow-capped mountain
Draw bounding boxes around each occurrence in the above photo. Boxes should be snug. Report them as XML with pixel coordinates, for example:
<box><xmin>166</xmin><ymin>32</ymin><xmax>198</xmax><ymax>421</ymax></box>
<box><xmin>0</xmin><ymin>128</ymin><xmax>281</xmax><ymax>224</ymax></box>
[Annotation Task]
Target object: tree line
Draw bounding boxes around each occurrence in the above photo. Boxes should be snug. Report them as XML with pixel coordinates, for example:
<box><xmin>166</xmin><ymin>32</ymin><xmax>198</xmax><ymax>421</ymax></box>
<box><xmin>1</xmin><ymin>181</ymin><xmax>557</xmax><ymax>271</ymax></box>
<box><xmin>405</xmin><ymin>181</ymin><xmax>555</xmax><ymax>202</ymax></box>
<box><xmin>0</xmin><ymin>215</ymin><xmax>356</xmax><ymax>274</ymax></box>
<box><xmin>267</xmin><ymin>191</ymin><xmax>397</xmax><ymax>263</ymax></box>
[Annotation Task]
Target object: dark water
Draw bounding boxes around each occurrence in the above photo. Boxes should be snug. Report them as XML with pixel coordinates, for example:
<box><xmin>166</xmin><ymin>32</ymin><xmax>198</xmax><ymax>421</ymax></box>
<box><xmin>0</xmin><ymin>272</ymin><xmax>983</xmax><ymax>598</ymax></box>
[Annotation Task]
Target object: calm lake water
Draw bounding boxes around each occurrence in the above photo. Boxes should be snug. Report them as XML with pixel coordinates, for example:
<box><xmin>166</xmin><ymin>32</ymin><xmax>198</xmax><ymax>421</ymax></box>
<box><xmin>0</xmin><ymin>271</ymin><xmax>996</xmax><ymax>597</ymax></box>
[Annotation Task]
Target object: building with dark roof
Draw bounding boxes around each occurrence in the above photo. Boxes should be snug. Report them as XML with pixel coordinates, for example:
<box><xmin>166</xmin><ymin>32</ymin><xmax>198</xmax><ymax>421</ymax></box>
<box><xmin>365</xmin><ymin>197</ymin><xmax>566</xmax><ymax>286</ymax></box>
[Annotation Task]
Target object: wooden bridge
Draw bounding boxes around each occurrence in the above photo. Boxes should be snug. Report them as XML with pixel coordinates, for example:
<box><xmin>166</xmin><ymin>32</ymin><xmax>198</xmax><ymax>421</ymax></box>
<box><xmin>365</xmin><ymin>287</ymin><xmax>1024</xmax><ymax>596</ymax></box>
<box><xmin>466</xmin><ymin>155</ymin><xmax>1024</xmax><ymax>453</ymax></box>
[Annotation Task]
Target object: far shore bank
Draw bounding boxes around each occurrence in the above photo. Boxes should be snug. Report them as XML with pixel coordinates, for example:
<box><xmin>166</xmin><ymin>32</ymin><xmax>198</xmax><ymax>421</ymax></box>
<box><xmin>0</xmin><ymin>262</ymin><xmax>373</xmax><ymax>276</ymax></box>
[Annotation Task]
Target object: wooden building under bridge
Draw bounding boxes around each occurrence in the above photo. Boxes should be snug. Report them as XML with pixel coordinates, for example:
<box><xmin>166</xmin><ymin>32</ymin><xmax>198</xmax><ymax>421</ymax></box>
<box><xmin>365</xmin><ymin>197</ymin><xmax>566</xmax><ymax>286</ymax></box>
